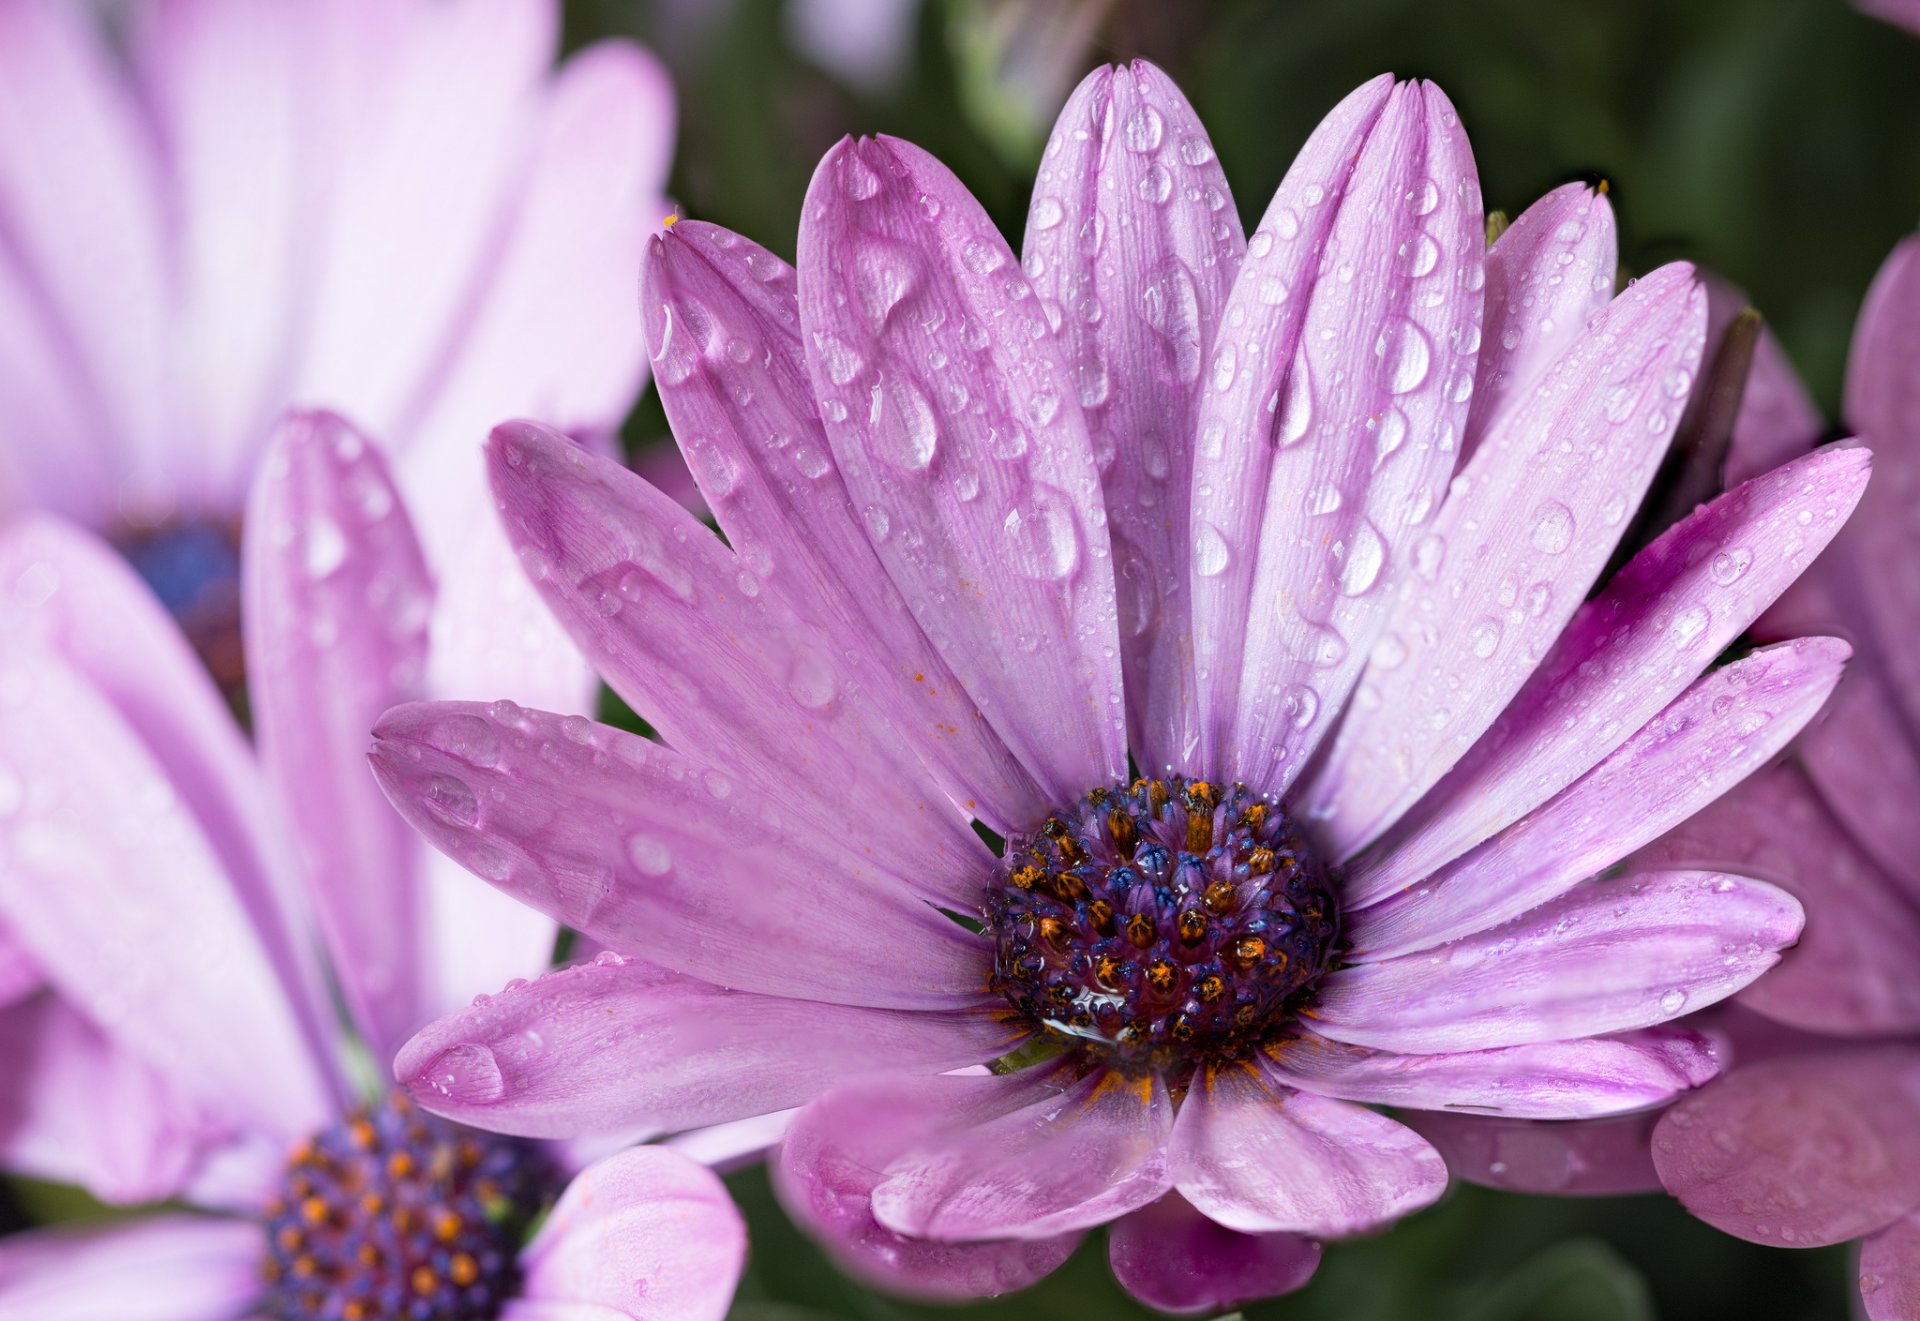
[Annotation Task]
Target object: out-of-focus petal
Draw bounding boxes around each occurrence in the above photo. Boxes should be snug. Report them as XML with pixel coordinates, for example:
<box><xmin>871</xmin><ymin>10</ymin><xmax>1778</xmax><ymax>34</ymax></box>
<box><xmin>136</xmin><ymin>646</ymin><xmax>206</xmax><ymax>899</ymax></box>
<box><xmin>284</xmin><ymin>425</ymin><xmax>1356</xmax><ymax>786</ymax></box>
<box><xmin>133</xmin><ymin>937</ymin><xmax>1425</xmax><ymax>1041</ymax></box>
<box><xmin>1402</xmin><ymin>1109</ymin><xmax>1665</xmax><ymax>1196</ymax></box>
<box><xmin>644</xmin><ymin>221</ymin><xmax>1044</xmax><ymax>833</ymax></box>
<box><xmin>1269</xmin><ymin>1024</ymin><xmax>1720</xmax><ymax>1120</ymax></box>
<box><xmin>371</xmin><ymin>700</ymin><xmax>991</xmax><ymax>1010</ymax></box>
<box><xmin>1168</xmin><ymin>1062</ymin><xmax>1446</xmax><ymax>1236</ymax></box>
<box><xmin>514</xmin><ymin>1147</ymin><xmax>744</xmax><ymax>1321</ymax></box>
<box><xmin>1795</xmin><ymin>670</ymin><xmax>1920</xmax><ymax>901</ymax></box>
<box><xmin>1861</xmin><ymin>1211</ymin><xmax>1920</xmax><ymax>1321</ymax></box>
<box><xmin>1357</xmin><ymin>446</ymin><xmax>1869</xmax><ymax>900</ymax></box>
<box><xmin>775</xmin><ymin>1073</ymin><xmax>1083</xmax><ymax>1301</ymax></box>
<box><xmin>1349</xmin><ymin>636</ymin><xmax>1847</xmax><ymax>956</ymax></box>
<box><xmin>869</xmin><ymin>1068</ymin><xmax>1174</xmax><ymax>1241</ymax></box>
<box><xmin>1311</xmin><ymin>264</ymin><xmax>1706</xmax><ymax>854</ymax></box>
<box><xmin>392</xmin><ymin>957</ymin><xmax>1013</xmax><ymax>1138</ymax></box>
<box><xmin>1635</xmin><ymin>763</ymin><xmax>1920</xmax><ymax>1034</ymax></box>
<box><xmin>1316</xmin><ymin>871</ymin><xmax>1802</xmax><ymax>1053</ymax></box>
<box><xmin>798</xmin><ymin>134</ymin><xmax>1128</xmax><ymax>803</ymax></box>
<box><xmin>0</xmin><ymin>918</ymin><xmax>37</xmax><ymax>1009</ymax></box>
<box><xmin>1107</xmin><ymin>1192</ymin><xmax>1320</xmax><ymax>1316</ymax></box>
<box><xmin>0</xmin><ymin>1214</ymin><xmax>263</xmax><ymax>1321</ymax></box>
<box><xmin>244</xmin><ymin>411</ymin><xmax>436</xmax><ymax>1061</ymax></box>
<box><xmin>1022</xmin><ymin>61</ymin><xmax>1245</xmax><ymax>771</ymax></box>
<box><xmin>1718</xmin><ymin>287</ymin><xmax>1821</xmax><ymax>484</ymax></box>
<box><xmin>1462</xmin><ymin>184</ymin><xmax>1617</xmax><ymax>463</ymax></box>
<box><xmin>0</xmin><ymin>646</ymin><xmax>333</xmax><ymax>1138</ymax></box>
<box><xmin>1189</xmin><ymin>78</ymin><xmax>1483</xmax><ymax>790</ymax></box>
<box><xmin>1653</xmin><ymin>1047</ymin><xmax>1920</xmax><ymax>1248</ymax></box>
<box><xmin>485</xmin><ymin>420</ymin><xmax>982</xmax><ymax>889</ymax></box>
<box><xmin>0</xmin><ymin>0</ymin><xmax>171</xmax><ymax>508</ymax></box>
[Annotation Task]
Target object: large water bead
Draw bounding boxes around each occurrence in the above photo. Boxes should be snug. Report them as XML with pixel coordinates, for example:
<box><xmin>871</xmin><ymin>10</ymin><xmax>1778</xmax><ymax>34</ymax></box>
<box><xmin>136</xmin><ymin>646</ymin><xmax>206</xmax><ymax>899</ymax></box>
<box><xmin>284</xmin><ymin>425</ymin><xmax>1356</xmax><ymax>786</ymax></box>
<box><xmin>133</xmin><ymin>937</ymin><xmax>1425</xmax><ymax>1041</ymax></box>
<box><xmin>983</xmin><ymin>777</ymin><xmax>1339</xmax><ymax>1076</ymax></box>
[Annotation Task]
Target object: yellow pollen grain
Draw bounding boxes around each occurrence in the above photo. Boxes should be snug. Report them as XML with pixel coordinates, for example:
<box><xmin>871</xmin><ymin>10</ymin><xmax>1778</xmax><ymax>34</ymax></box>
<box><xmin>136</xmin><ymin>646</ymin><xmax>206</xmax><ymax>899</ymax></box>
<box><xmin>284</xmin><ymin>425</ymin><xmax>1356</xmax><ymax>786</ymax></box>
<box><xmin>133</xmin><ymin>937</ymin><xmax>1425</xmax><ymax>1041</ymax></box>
<box><xmin>435</xmin><ymin>1210</ymin><xmax>464</xmax><ymax>1243</ymax></box>
<box><xmin>412</xmin><ymin>1266</ymin><xmax>439</xmax><ymax>1296</ymax></box>
<box><xmin>451</xmin><ymin>1252</ymin><xmax>481</xmax><ymax>1287</ymax></box>
<box><xmin>300</xmin><ymin>1197</ymin><xmax>329</xmax><ymax>1226</ymax></box>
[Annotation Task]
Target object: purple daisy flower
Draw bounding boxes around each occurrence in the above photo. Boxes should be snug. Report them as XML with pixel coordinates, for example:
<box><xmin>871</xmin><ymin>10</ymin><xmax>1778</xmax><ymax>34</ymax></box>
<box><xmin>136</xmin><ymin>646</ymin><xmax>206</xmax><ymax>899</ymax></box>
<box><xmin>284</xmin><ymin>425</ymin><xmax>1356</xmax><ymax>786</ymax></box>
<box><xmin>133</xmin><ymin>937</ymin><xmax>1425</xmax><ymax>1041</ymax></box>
<box><xmin>0</xmin><ymin>0</ymin><xmax>672</xmax><ymax>713</ymax></box>
<box><xmin>374</xmin><ymin>64</ymin><xmax>1861</xmax><ymax>1312</ymax></box>
<box><xmin>1859</xmin><ymin>0</ymin><xmax>1920</xmax><ymax>33</ymax></box>
<box><xmin>1636</xmin><ymin>234</ymin><xmax>1920</xmax><ymax>1321</ymax></box>
<box><xmin>0</xmin><ymin>413</ymin><xmax>745</xmax><ymax>1321</ymax></box>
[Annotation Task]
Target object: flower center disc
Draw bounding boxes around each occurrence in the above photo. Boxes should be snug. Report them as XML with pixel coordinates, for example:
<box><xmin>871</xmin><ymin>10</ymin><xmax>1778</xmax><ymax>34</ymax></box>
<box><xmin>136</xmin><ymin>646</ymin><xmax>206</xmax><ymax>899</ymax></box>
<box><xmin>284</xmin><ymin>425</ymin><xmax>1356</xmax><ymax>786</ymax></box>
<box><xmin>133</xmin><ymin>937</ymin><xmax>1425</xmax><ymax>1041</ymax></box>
<box><xmin>259</xmin><ymin>1092</ymin><xmax>557</xmax><ymax>1321</ymax></box>
<box><xmin>984</xmin><ymin>776</ymin><xmax>1338</xmax><ymax>1078</ymax></box>
<box><xmin>112</xmin><ymin>517</ymin><xmax>245</xmax><ymax>699</ymax></box>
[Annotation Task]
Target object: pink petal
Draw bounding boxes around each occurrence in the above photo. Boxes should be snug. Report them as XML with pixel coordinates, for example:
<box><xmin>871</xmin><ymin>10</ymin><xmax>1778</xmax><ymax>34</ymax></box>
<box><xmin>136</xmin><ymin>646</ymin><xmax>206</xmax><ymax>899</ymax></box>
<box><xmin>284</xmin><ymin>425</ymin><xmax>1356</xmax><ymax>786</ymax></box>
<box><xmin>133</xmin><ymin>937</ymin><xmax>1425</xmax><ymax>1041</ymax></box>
<box><xmin>486</xmin><ymin>419</ymin><xmax>984</xmax><ymax>891</ymax></box>
<box><xmin>1861</xmin><ymin>1210</ymin><xmax>1920</xmax><ymax>1321</ymax></box>
<box><xmin>1268</xmin><ymin>1023</ymin><xmax>1720</xmax><ymax>1120</ymax></box>
<box><xmin>0</xmin><ymin>1214</ymin><xmax>263</xmax><ymax>1321</ymax></box>
<box><xmin>0</xmin><ymin>517</ymin><xmax>336</xmax><ymax>1071</ymax></box>
<box><xmin>644</xmin><ymin>220</ymin><xmax>1044</xmax><ymax>833</ymax></box>
<box><xmin>1357</xmin><ymin>445</ymin><xmax>1871</xmax><ymax>901</ymax></box>
<box><xmin>0</xmin><ymin>917</ymin><xmax>38</xmax><ymax>1009</ymax></box>
<box><xmin>1022</xmin><ymin>61</ymin><xmax>1245</xmax><ymax>771</ymax></box>
<box><xmin>1349</xmin><ymin>635</ymin><xmax>1848</xmax><ymax>957</ymax></box>
<box><xmin>1401</xmin><ymin>1109</ymin><xmax>1664</xmax><ymax>1196</ymax></box>
<box><xmin>774</xmin><ymin>1074</ymin><xmax>1082</xmax><ymax>1301</ymax></box>
<box><xmin>243</xmin><ymin>412</ymin><xmax>438</xmax><ymax>1061</ymax></box>
<box><xmin>1718</xmin><ymin>291</ymin><xmax>1821</xmax><ymax>486</ymax></box>
<box><xmin>1461</xmin><ymin>184</ymin><xmax>1617</xmax><ymax>464</ymax></box>
<box><xmin>798</xmin><ymin>134</ymin><xmax>1127</xmax><ymax>802</ymax></box>
<box><xmin>1107</xmin><ymin>1192</ymin><xmax>1320</xmax><ymax>1316</ymax></box>
<box><xmin>869</xmin><ymin>1068</ymin><xmax>1174</xmax><ymax>1241</ymax></box>
<box><xmin>392</xmin><ymin>956</ymin><xmax>1012</xmax><ymax>1138</ymax></box>
<box><xmin>1316</xmin><ymin>870</ymin><xmax>1804</xmax><ymax>1053</ymax></box>
<box><xmin>1188</xmin><ymin>78</ymin><xmax>1483</xmax><ymax>790</ymax></box>
<box><xmin>0</xmin><ymin>645</ymin><xmax>333</xmax><ymax>1138</ymax></box>
<box><xmin>0</xmin><ymin>0</ymin><xmax>171</xmax><ymax>508</ymax></box>
<box><xmin>1168</xmin><ymin>1062</ymin><xmax>1447</xmax><ymax>1236</ymax></box>
<box><xmin>1795</xmin><ymin>668</ymin><xmax>1920</xmax><ymax>901</ymax></box>
<box><xmin>371</xmin><ymin>699</ymin><xmax>992</xmax><ymax>1010</ymax></box>
<box><xmin>515</xmin><ymin>1147</ymin><xmax>745</xmax><ymax>1321</ymax></box>
<box><xmin>1311</xmin><ymin>263</ymin><xmax>1707</xmax><ymax>856</ymax></box>
<box><xmin>1635</xmin><ymin>763</ymin><xmax>1920</xmax><ymax>1035</ymax></box>
<box><xmin>1652</xmin><ymin>1046</ymin><xmax>1920</xmax><ymax>1248</ymax></box>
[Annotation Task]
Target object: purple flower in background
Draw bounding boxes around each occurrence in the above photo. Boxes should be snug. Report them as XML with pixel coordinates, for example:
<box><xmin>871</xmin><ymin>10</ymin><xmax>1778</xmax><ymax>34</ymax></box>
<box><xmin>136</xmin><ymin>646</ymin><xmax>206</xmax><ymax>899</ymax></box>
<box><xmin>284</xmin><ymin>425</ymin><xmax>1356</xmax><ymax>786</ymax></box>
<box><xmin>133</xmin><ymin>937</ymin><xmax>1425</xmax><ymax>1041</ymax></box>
<box><xmin>1859</xmin><ymin>0</ymin><xmax>1920</xmax><ymax>33</ymax></box>
<box><xmin>0</xmin><ymin>0</ymin><xmax>672</xmax><ymax>712</ymax></box>
<box><xmin>0</xmin><ymin>414</ymin><xmax>745</xmax><ymax>1320</ymax></box>
<box><xmin>374</xmin><ymin>64</ymin><xmax>1858</xmax><ymax>1312</ymax></box>
<box><xmin>1644</xmin><ymin>236</ymin><xmax>1920</xmax><ymax>1321</ymax></box>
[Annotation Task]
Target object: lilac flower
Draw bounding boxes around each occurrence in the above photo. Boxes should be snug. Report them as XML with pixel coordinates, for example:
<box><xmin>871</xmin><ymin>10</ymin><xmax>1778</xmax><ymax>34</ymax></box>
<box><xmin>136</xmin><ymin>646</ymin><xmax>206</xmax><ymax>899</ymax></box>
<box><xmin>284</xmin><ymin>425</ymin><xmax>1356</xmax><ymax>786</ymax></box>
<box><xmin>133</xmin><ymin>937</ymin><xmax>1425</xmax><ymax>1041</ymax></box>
<box><xmin>0</xmin><ymin>0</ymin><xmax>672</xmax><ymax>714</ymax></box>
<box><xmin>0</xmin><ymin>413</ymin><xmax>746</xmax><ymax>1321</ymax></box>
<box><xmin>374</xmin><ymin>64</ymin><xmax>1859</xmax><ymax>1311</ymax></box>
<box><xmin>1640</xmin><ymin>235</ymin><xmax>1920</xmax><ymax>1321</ymax></box>
<box><xmin>1859</xmin><ymin>0</ymin><xmax>1920</xmax><ymax>33</ymax></box>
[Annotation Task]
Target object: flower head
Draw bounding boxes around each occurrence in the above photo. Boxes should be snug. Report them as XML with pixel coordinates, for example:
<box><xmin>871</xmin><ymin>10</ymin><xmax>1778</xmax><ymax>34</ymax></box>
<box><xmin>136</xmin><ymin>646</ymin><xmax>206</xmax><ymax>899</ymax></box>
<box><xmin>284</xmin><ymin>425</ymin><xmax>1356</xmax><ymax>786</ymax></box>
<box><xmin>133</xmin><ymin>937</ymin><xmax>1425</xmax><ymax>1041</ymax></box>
<box><xmin>377</xmin><ymin>63</ymin><xmax>1860</xmax><ymax>1312</ymax></box>
<box><xmin>0</xmin><ymin>414</ymin><xmax>744</xmax><ymax>1320</ymax></box>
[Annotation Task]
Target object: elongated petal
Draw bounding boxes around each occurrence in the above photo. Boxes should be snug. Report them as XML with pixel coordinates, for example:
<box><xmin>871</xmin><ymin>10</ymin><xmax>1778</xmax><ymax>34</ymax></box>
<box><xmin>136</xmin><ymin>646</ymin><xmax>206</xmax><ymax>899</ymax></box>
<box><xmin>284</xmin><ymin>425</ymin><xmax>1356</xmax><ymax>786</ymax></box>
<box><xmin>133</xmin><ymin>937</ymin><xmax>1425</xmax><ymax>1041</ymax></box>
<box><xmin>0</xmin><ymin>919</ymin><xmax>37</xmax><ymax>1009</ymax></box>
<box><xmin>1107</xmin><ymin>1194</ymin><xmax>1320</xmax><ymax>1316</ymax></box>
<box><xmin>0</xmin><ymin>0</ymin><xmax>171</xmax><ymax>505</ymax></box>
<box><xmin>0</xmin><ymin>1215</ymin><xmax>263</xmax><ymax>1321</ymax></box>
<box><xmin>487</xmin><ymin>419</ymin><xmax>981</xmax><ymax>890</ymax></box>
<box><xmin>1357</xmin><ymin>446</ymin><xmax>1870</xmax><ymax>900</ymax></box>
<box><xmin>244</xmin><ymin>412</ymin><xmax>436</xmax><ymax>1060</ymax></box>
<box><xmin>1349</xmin><ymin>636</ymin><xmax>1847</xmax><ymax>957</ymax></box>
<box><xmin>870</xmin><ymin>1069</ymin><xmax>1174</xmax><ymax>1241</ymax></box>
<box><xmin>1636</xmin><ymin>764</ymin><xmax>1920</xmax><ymax>1035</ymax></box>
<box><xmin>1861</xmin><ymin>1212</ymin><xmax>1920</xmax><ymax>1321</ymax></box>
<box><xmin>516</xmin><ymin>1147</ymin><xmax>744</xmax><ymax>1321</ymax></box>
<box><xmin>1022</xmin><ymin>61</ymin><xmax>1244</xmax><ymax>770</ymax></box>
<box><xmin>1313</xmin><ymin>264</ymin><xmax>1706</xmax><ymax>854</ymax></box>
<box><xmin>0</xmin><ymin>232</ymin><xmax>110</xmax><ymax>521</ymax></box>
<box><xmin>1401</xmin><ymin>1109</ymin><xmax>1664</xmax><ymax>1196</ymax></box>
<box><xmin>1723</xmin><ymin>318</ymin><xmax>1821</xmax><ymax>486</ymax></box>
<box><xmin>1796</xmin><ymin>669</ymin><xmax>1920</xmax><ymax>900</ymax></box>
<box><xmin>774</xmin><ymin>1075</ymin><xmax>1082</xmax><ymax>1301</ymax></box>
<box><xmin>798</xmin><ymin>134</ymin><xmax>1127</xmax><ymax>801</ymax></box>
<box><xmin>0</xmin><ymin>517</ymin><xmax>335</xmax><ymax>1064</ymax></box>
<box><xmin>0</xmin><ymin>647</ymin><xmax>332</xmax><ymax>1137</ymax></box>
<box><xmin>1268</xmin><ymin>1024</ymin><xmax>1719</xmax><ymax>1120</ymax></box>
<box><xmin>373</xmin><ymin>699</ymin><xmax>991</xmax><ymax>1009</ymax></box>
<box><xmin>645</xmin><ymin>221</ymin><xmax>1044</xmax><ymax>832</ymax></box>
<box><xmin>1462</xmin><ymin>184</ymin><xmax>1617</xmax><ymax>461</ymax></box>
<box><xmin>1169</xmin><ymin>1062</ymin><xmax>1446</xmax><ymax>1236</ymax></box>
<box><xmin>1316</xmin><ymin>871</ymin><xmax>1803</xmax><ymax>1054</ymax></box>
<box><xmin>1653</xmin><ymin>1047</ymin><xmax>1920</xmax><ymax>1248</ymax></box>
<box><xmin>393</xmin><ymin>956</ymin><xmax>1012</xmax><ymax>1138</ymax></box>
<box><xmin>1190</xmin><ymin>78</ymin><xmax>1483</xmax><ymax>789</ymax></box>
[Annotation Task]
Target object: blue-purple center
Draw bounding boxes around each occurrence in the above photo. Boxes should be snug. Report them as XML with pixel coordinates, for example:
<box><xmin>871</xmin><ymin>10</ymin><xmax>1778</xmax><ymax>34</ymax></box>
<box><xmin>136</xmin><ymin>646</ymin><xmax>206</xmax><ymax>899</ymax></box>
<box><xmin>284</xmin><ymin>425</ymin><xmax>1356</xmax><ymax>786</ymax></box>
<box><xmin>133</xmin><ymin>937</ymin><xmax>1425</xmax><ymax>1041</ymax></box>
<box><xmin>984</xmin><ymin>776</ymin><xmax>1338</xmax><ymax>1076</ymax></box>
<box><xmin>112</xmin><ymin>517</ymin><xmax>246</xmax><ymax>699</ymax></box>
<box><xmin>258</xmin><ymin>1092</ymin><xmax>557</xmax><ymax>1321</ymax></box>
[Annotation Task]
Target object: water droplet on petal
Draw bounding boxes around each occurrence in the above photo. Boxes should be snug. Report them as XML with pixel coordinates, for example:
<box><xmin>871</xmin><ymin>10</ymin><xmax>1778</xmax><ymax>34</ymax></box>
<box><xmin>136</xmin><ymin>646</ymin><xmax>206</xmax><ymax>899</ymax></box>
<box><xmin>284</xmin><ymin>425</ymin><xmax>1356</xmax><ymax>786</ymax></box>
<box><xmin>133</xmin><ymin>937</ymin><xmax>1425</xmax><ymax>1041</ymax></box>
<box><xmin>1002</xmin><ymin>485</ymin><xmax>1081</xmax><ymax>582</ymax></box>
<box><xmin>1334</xmin><ymin>520</ymin><xmax>1386</xmax><ymax>596</ymax></box>
<box><xmin>421</xmin><ymin>1044</ymin><xmax>505</xmax><ymax>1103</ymax></box>
<box><xmin>1379</xmin><ymin>319</ymin><xmax>1433</xmax><ymax>395</ymax></box>
<box><xmin>1193</xmin><ymin>523</ymin><xmax>1231</xmax><ymax>577</ymax></box>
<box><xmin>866</xmin><ymin>372</ymin><xmax>938</xmax><ymax>471</ymax></box>
<box><xmin>1123</xmin><ymin>104</ymin><xmax>1165</xmax><ymax>152</ymax></box>
<box><xmin>1529</xmin><ymin>500</ymin><xmax>1575</xmax><ymax>555</ymax></box>
<box><xmin>1031</xmin><ymin>196</ymin><xmax>1065</xmax><ymax>230</ymax></box>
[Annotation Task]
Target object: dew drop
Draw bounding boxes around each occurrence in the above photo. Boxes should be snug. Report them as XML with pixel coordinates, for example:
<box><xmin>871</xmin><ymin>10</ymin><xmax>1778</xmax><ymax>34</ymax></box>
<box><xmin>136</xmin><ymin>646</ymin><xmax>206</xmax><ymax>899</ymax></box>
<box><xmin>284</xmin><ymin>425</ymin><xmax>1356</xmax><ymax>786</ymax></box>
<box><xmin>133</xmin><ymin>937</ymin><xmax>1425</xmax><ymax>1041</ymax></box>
<box><xmin>1379</xmin><ymin>319</ymin><xmax>1433</xmax><ymax>395</ymax></box>
<box><xmin>1031</xmin><ymin>196</ymin><xmax>1065</xmax><ymax>230</ymax></box>
<box><xmin>422</xmin><ymin>1044</ymin><xmax>505</xmax><ymax>1102</ymax></box>
<box><xmin>625</xmin><ymin>834</ymin><xmax>673</xmax><ymax>876</ymax></box>
<box><xmin>1002</xmin><ymin>485</ymin><xmax>1081</xmax><ymax>582</ymax></box>
<box><xmin>1123</xmin><ymin>104</ymin><xmax>1165</xmax><ymax>153</ymax></box>
<box><xmin>1136</xmin><ymin>163</ymin><xmax>1174</xmax><ymax>204</ymax></box>
<box><xmin>1193</xmin><ymin>523</ymin><xmax>1231</xmax><ymax>577</ymax></box>
<box><xmin>1178</xmin><ymin>135</ymin><xmax>1216</xmax><ymax>166</ymax></box>
<box><xmin>1529</xmin><ymin>500</ymin><xmax>1575</xmax><ymax>555</ymax></box>
<box><xmin>867</xmin><ymin>372</ymin><xmax>938</xmax><ymax>471</ymax></box>
<box><xmin>424</xmin><ymin>774</ymin><xmax>479</xmax><ymax>827</ymax></box>
<box><xmin>839</xmin><ymin>151</ymin><xmax>882</xmax><ymax>200</ymax></box>
<box><xmin>1334</xmin><ymin>520</ymin><xmax>1386</xmax><ymax>596</ymax></box>
<box><xmin>1709</xmin><ymin>548</ymin><xmax>1753</xmax><ymax>585</ymax></box>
